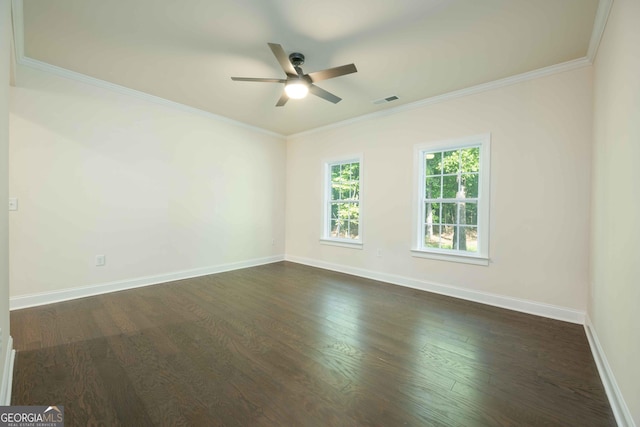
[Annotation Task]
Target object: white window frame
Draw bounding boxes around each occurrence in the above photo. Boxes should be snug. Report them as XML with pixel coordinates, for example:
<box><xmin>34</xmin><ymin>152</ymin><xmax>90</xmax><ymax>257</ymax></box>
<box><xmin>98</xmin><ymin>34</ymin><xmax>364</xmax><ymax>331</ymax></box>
<box><xmin>412</xmin><ymin>134</ymin><xmax>490</xmax><ymax>265</ymax></box>
<box><xmin>321</xmin><ymin>155</ymin><xmax>363</xmax><ymax>249</ymax></box>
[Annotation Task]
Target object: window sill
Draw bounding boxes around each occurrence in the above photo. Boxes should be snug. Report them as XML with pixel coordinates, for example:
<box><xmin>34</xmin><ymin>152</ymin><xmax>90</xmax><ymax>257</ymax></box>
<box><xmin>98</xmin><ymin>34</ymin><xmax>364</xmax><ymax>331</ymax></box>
<box><xmin>320</xmin><ymin>238</ymin><xmax>363</xmax><ymax>249</ymax></box>
<box><xmin>411</xmin><ymin>249</ymin><xmax>489</xmax><ymax>266</ymax></box>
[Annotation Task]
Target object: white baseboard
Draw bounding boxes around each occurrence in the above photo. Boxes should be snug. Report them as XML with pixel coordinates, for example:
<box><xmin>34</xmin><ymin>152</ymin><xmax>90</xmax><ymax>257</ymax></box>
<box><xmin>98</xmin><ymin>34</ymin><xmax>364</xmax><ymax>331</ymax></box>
<box><xmin>10</xmin><ymin>255</ymin><xmax>285</xmax><ymax>310</ymax></box>
<box><xmin>11</xmin><ymin>253</ymin><xmax>584</xmax><ymax>323</ymax></box>
<box><xmin>584</xmin><ymin>316</ymin><xmax>636</xmax><ymax>427</ymax></box>
<box><xmin>285</xmin><ymin>255</ymin><xmax>585</xmax><ymax>324</ymax></box>
<box><xmin>0</xmin><ymin>336</ymin><xmax>15</xmax><ymax>405</ymax></box>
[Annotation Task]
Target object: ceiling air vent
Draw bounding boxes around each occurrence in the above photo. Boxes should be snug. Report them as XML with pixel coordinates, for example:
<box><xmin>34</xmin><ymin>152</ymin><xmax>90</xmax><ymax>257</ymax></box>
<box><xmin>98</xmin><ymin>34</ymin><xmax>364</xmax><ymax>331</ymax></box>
<box><xmin>372</xmin><ymin>95</ymin><xmax>399</xmax><ymax>105</ymax></box>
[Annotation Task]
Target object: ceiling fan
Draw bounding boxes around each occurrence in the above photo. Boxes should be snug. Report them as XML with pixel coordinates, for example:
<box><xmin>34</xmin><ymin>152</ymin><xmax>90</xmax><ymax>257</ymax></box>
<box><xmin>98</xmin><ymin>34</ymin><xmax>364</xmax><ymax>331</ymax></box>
<box><xmin>231</xmin><ymin>43</ymin><xmax>357</xmax><ymax>107</ymax></box>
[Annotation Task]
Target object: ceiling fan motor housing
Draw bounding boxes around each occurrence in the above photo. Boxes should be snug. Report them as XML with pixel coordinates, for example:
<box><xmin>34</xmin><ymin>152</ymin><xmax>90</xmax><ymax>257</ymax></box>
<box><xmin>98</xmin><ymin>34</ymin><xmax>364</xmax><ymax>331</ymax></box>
<box><xmin>289</xmin><ymin>52</ymin><xmax>305</xmax><ymax>67</ymax></box>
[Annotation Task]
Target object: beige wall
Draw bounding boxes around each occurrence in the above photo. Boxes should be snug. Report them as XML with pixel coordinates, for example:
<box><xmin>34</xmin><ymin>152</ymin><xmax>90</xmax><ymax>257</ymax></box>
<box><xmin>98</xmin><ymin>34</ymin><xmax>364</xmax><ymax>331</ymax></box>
<box><xmin>591</xmin><ymin>0</ymin><xmax>640</xmax><ymax>423</ymax></box>
<box><xmin>0</xmin><ymin>0</ymin><xmax>12</xmax><ymax>390</ymax></box>
<box><xmin>286</xmin><ymin>67</ymin><xmax>593</xmax><ymax>312</ymax></box>
<box><xmin>9</xmin><ymin>65</ymin><xmax>286</xmax><ymax>297</ymax></box>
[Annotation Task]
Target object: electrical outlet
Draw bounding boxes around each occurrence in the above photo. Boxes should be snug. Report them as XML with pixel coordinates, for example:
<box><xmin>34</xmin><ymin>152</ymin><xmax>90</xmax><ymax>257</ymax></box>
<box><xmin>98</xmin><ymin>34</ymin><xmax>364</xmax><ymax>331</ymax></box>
<box><xmin>376</xmin><ymin>248</ymin><xmax>383</xmax><ymax>257</ymax></box>
<box><xmin>95</xmin><ymin>255</ymin><xmax>106</xmax><ymax>266</ymax></box>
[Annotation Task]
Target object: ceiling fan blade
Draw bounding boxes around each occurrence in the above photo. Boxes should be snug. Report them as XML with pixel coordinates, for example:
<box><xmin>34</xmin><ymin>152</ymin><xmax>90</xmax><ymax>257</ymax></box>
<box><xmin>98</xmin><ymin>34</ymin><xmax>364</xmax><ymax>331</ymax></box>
<box><xmin>276</xmin><ymin>92</ymin><xmax>289</xmax><ymax>107</ymax></box>
<box><xmin>268</xmin><ymin>43</ymin><xmax>297</xmax><ymax>77</ymax></box>
<box><xmin>231</xmin><ymin>77</ymin><xmax>286</xmax><ymax>83</ymax></box>
<box><xmin>307</xmin><ymin>64</ymin><xmax>357</xmax><ymax>83</ymax></box>
<box><xmin>309</xmin><ymin>84</ymin><xmax>342</xmax><ymax>104</ymax></box>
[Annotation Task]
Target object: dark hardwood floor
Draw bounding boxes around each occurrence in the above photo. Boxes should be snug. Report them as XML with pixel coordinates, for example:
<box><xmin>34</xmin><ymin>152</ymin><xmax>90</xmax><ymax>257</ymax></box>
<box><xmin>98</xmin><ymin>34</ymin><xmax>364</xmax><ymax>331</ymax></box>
<box><xmin>11</xmin><ymin>262</ymin><xmax>615</xmax><ymax>426</ymax></box>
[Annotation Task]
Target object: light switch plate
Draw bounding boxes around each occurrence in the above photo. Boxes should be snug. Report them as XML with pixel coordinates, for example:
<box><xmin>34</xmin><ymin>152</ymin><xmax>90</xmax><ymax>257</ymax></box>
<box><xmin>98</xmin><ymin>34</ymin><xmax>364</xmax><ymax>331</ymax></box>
<box><xmin>8</xmin><ymin>198</ymin><xmax>17</xmax><ymax>211</ymax></box>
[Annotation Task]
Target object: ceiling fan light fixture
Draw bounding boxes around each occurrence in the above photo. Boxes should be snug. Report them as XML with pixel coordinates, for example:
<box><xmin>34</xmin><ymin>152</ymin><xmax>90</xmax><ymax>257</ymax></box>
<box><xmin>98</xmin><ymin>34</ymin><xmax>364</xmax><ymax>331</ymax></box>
<box><xmin>231</xmin><ymin>43</ymin><xmax>357</xmax><ymax>106</ymax></box>
<box><xmin>284</xmin><ymin>80</ymin><xmax>309</xmax><ymax>99</ymax></box>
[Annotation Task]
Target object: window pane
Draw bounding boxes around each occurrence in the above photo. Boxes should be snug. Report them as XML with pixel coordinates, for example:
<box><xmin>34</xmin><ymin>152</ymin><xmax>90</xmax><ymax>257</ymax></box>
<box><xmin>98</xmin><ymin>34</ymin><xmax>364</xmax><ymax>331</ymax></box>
<box><xmin>425</xmin><ymin>224</ymin><xmax>441</xmax><ymax>248</ymax></box>
<box><xmin>441</xmin><ymin>202</ymin><xmax>457</xmax><ymax>224</ymax></box>
<box><xmin>350</xmin><ymin>203</ymin><xmax>359</xmax><ymax>222</ymax></box>
<box><xmin>460</xmin><ymin>173</ymin><xmax>478</xmax><ymax>198</ymax></box>
<box><xmin>424</xmin><ymin>202</ymin><xmax>438</xmax><ymax>224</ymax></box>
<box><xmin>461</xmin><ymin>226</ymin><xmax>478</xmax><ymax>252</ymax></box>
<box><xmin>339</xmin><ymin>186</ymin><xmax>350</xmax><ymax>201</ymax></box>
<box><xmin>425</xmin><ymin>177</ymin><xmax>441</xmax><ymax>199</ymax></box>
<box><xmin>331</xmin><ymin>203</ymin><xmax>339</xmax><ymax>220</ymax></box>
<box><xmin>441</xmin><ymin>225</ymin><xmax>455</xmax><ymax>249</ymax></box>
<box><xmin>331</xmin><ymin>164</ymin><xmax>341</xmax><ymax>180</ymax></box>
<box><xmin>339</xmin><ymin>182</ymin><xmax>352</xmax><ymax>200</ymax></box>
<box><xmin>338</xmin><ymin>204</ymin><xmax>349</xmax><ymax>221</ymax></box>
<box><xmin>461</xmin><ymin>202</ymin><xmax>477</xmax><ymax>225</ymax></box>
<box><xmin>442</xmin><ymin>175</ymin><xmax>458</xmax><ymax>198</ymax></box>
<box><xmin>331</xmin><ymin>186</ymin><xmax>340</xmax><ymax>201</ymax></box>
<box><xmin>350</xmin><ymin>162</ymin><xmax>360</xmax><ymax>180</ymax></box>
<box><xmin>461</xmin><ymin>147</ymin><xmax>480</xmax><ymax>172</ymax></box>
<box><xmin>347</xmin><ymin>221</ymin><xmax>359</xmax><ymax>239</ymax></box>
<box><xmin>353</xmin><ymin>181</ymin><xmax>360</xmax><ymax>200</ymax></box>
<box><xmin>329</xmin><ymin>201</ymin><xmax>359</xmax><ymax>240</ymax></box>
<box><xmin>330</xmin><ymin>219</ymin><xmax>339</xmax><ymax>237</ymax></box>
<box><xmin>428</xmin><ymin>202</ymin><xmax>441</xmax><ymax>223</ymax></box>
<box><xmin>425</xmin><ymin>152</ymin><xmax>442</xmax><ymax>176</ymax></box>
<box><xmin>331</xmin><ymin>163</ymin><xmax>360</xmax><ymax>201</ymax></box>
<box><xmin>452</xmin><ymin>226</ymin><xmax>463</xmax><ymax>250</ymax></box>
<box><xmin>343</xmin><ymin>183</ymin><xmax>350</xmax><ymax>200</ymax></box>
<box><xmin>339</xmin><ymin>163</ymin><xmax>347</xmax><ymax>180</ymax></box>
<box><xmin>442</xmin><ymin>150</ymin><xmax>460</xmax><ymax>174</ymax></box>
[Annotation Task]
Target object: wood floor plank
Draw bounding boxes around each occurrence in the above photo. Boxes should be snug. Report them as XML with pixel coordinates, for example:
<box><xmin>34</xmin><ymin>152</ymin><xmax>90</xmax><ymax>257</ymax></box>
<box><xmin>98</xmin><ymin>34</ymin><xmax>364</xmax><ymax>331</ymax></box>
<box><xmin>11</xmin><ymin>261</ymin><xmax>616</xmax><ymax>426</ymax></box>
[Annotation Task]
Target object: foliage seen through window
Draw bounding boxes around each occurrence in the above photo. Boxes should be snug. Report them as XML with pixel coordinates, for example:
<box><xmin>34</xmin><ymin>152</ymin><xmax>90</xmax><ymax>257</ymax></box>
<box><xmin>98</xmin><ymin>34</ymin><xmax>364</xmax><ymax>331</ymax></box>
<box><xmin>329</xmin><ymin>161</ymin><xmax>360</xmax><ymax>240</ymax></box>
<box><xmin>423</xmin><ymin>147</ymin><xmax>480</xmax><ymax>252</ymax></box>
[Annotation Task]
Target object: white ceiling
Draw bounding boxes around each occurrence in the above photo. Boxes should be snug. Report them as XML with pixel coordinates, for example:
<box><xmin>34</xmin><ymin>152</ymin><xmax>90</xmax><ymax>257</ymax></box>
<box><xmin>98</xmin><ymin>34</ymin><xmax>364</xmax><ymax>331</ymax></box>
<box><xmin>19</xmin><ymin>0</ymin><xmax>600</xmax><ymax>135</ymax></box>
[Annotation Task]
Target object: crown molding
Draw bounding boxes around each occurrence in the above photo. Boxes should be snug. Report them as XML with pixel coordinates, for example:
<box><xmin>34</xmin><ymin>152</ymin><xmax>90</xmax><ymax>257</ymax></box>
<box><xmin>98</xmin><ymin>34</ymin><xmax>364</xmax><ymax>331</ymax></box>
<box><xmin>10</xmin><ymin>0</ymin><xmax>23</xmax><ymax>61</ymax></box>
<box><xmin>9</xmin><ymin>0</ymin><xmax>283</xmax><ymax>139</ymax></box>
<box><xmin>17</xmin><ymin>57</ymin><xmax>285</xmax><ymax>138</ymax></box>
<box><xmin>9</xmin><ymin>0</ymin><xmax>23</xmax><ymax>86</ymax></box>
<box><xmin>587</xmin><ymin>0</ymin><xmax>614</xmax><ymax>63</ymax></box>
<box><xmin>8</xmin><ymin>16</ymin><xmax>16</xmax><ymax>86</ymax></box>
<box><xmin>10</xmin><ymin>0</ymin><xmax>610</xmax><ymax>139</ymax></box>
<box><xmin>289</xmin><ymin>57</ymin><xmax>591</xmax><ymax>139</ymax></box>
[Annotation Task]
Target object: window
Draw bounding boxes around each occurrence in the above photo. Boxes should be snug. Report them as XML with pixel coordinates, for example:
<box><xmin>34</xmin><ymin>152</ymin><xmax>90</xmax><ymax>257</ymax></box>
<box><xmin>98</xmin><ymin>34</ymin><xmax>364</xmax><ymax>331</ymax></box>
<box><xmin>413</xmin><ymin>135</ymin><xmax>490</xmax><ymax>265</ymax></box>
<box><xmin>322</xmin><ymin>157</ymin><xmax>362</xmax><ymax>247</ymax></box>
